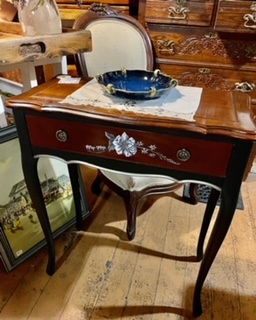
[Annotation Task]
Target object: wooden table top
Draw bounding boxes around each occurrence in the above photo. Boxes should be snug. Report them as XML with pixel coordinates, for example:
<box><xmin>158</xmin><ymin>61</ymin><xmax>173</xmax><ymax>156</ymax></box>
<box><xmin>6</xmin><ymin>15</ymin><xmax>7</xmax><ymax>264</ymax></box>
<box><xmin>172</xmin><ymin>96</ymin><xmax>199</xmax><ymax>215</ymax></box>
<box><xmin>6</xmin><ymin>77</ymin><xmax>256</xmax><ymax>141</ymax></box>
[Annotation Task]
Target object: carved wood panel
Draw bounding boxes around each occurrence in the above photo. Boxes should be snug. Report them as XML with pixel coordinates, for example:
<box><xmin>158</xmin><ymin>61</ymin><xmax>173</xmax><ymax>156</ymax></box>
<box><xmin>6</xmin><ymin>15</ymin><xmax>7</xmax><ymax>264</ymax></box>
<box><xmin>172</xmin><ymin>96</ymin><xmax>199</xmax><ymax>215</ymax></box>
<box><xmin>149</xmin><ymin>30</ymin><xmax>256</xmax><ymax>65</ymax></box>
<box><xmin>158</xmin><ymin>63</ymin><xmax>256</xmax><ymax>93</ymax></box>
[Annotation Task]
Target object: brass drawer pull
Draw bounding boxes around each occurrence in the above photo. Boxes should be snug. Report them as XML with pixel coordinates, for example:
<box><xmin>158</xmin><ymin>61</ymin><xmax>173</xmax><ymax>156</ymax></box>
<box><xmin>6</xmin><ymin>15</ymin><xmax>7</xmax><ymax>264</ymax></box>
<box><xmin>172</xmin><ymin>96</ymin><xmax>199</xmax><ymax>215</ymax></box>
<box><xmin>235</xmin><ymin>82</ymin><xmax>255</xmax><ymax>93</ymax></box>
<box><xmin>177</xmin><ymin>148</ymin><xmax>190</xmax><ymax>161</ymax></box>
<box><xmin>251</xmin><ymin>2</ymin><xmax>256</xmax><ymax>10</ymax></box>
<box><xmin>244</xmin><ymin>3</ymin><xmax>256</xmax><ymax>29</ymax></box>
<box><xmin>56</xmin><ymin>130</ymin><xmax>68</xmax><ymax>142</ymax></box>
<box><xmin>204</xmin><ymin>32</ymin><xmax>217</xmax><ymax>39</ymax></box>
<box><xmin>245</xmin><ymin>45</ymin><xmax>256</xmax><ymax>60</ymax></box>
<box><xmin>174</xmin><ymin>0</ymin><xmax>187</xmax><ymax>4</ymax></box>
<box><xmin>156</xmin><ymin>39</ymin><xmax>176</xmax><ymax>54</ymax></box>
<box><xmin>244</xmin><ymin>12</ymin><xmax>256</xmax><ymax>29</ymax></box>
<box><xmin>168</xmin><ymin>5</ymin><xmax>189</xmax><ymax>20</ymax></box>
<box><xmin>198</xmin><ymin>68</ymin><xmax>210</xmax><ymax>74</ymax></box>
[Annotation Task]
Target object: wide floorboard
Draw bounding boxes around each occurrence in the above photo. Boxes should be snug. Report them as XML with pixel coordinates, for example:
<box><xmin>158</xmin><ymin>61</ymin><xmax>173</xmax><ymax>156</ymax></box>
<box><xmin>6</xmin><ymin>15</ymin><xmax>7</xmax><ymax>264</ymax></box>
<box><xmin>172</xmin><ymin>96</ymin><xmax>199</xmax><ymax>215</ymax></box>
<box><xmin>1</xmin><ymin>166</ymin><xmax>256</xmax><ymax>320</ymax></box>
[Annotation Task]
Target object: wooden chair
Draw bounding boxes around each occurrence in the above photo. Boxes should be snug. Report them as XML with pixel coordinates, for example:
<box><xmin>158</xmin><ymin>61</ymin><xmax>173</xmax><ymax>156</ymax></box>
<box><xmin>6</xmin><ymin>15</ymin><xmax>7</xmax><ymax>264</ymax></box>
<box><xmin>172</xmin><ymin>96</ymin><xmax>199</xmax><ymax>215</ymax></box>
<box><xmin>72</xmin><ymin>3</ymin><xmax>186</xmax><ymax>240</ymax></box>
<box><xmin>72</xmin><ymin>3</ymin><xmax>153</xmax><ymax>77</ymax></box>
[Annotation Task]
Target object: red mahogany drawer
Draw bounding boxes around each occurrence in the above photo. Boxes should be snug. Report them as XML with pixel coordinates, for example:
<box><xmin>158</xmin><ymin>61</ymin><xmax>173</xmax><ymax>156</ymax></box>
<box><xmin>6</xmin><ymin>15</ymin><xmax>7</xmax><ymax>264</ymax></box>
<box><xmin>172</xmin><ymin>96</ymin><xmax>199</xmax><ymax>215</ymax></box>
<box><xmin>26</xmin><ymin>115</ymin><xmax>233</xmax><ymax>177</ymax></box>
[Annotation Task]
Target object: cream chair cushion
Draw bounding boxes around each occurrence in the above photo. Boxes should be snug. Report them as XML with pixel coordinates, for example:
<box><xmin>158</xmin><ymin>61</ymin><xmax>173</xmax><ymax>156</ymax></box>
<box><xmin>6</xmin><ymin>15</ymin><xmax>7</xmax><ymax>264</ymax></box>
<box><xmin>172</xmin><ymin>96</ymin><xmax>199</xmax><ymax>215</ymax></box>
<box><xmin>100</xmin><ymin>170</ymin><xmax>176</xmax><ymax>192</ymax></box>
<box><xmin>83</xmin><ymin>20</ymin><xmax>149</xmax><ymax>76</ymax></box>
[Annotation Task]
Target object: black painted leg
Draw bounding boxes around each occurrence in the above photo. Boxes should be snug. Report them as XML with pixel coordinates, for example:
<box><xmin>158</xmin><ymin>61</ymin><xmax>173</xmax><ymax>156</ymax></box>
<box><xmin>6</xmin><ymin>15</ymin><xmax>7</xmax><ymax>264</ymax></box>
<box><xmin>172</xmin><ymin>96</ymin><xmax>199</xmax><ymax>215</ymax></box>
<box><xmin>196</xmin><ymin>188</ymin><xmax>220</xmax><ymax>261</ymax></box>
<box><xmin>23</xmin><ymin>157</ymin><xmax>56</xmax><ymax>275</ymax></box>
<box><xmin>14</xmin><ymin>109</ymin><xmax>57</xmax><ymax>275</ymax></box>
<box><xmin>193</xmin><ymin>140</ymin><xmax>253</xmax><ymax>316</ymax></box>
<box><xmin>193</xmin><ymin>189</ymin><xmax>240</xmax><ymax>317</ymax></box>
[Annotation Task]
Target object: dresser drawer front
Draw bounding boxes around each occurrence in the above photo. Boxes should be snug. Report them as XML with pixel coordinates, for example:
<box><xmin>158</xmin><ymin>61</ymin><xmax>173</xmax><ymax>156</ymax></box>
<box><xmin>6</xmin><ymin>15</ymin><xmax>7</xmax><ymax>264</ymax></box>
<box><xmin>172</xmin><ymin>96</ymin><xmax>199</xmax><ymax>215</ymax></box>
<box><xmin>145</xmin><ymin>0</ymin><xmax>214</xmax><ymax>26</ymax></box>
<box><xmin>216</xmin><ymin>1</ymin><xmax>256</xmax><ymax>33</ymax></box>
<box><xmin>158</xmin><ymin>62</ymin><xmax>256</xmax><ymax>94</ymax></box>
<box><xmin>149</xmin><ymin>28</ymin><xmax>256</xmax><ymax>66</ymax></box>
<box><xmin>27</xmin><ymin>115</ymin><xmax>233</xmax><ymax>177</ymax></box>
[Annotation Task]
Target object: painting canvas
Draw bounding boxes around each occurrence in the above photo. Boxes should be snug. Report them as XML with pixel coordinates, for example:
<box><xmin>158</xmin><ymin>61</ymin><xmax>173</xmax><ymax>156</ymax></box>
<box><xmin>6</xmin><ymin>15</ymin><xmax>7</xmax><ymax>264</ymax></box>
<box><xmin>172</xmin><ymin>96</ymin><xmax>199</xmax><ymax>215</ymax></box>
<box><xmin>0</xmin><ymin>126</ymin><xmax>89</xmax><ymax>272</ymax></box>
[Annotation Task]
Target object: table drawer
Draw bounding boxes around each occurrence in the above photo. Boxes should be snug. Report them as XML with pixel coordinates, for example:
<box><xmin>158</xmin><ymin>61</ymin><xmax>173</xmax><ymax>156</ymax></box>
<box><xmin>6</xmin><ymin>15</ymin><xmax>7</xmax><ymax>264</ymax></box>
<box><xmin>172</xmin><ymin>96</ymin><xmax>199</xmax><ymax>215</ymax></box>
<box><xmin>145</xmin><ymin>0</ymin><xmax>214</xmax><ymax>27</ymax></box>
<box><xmin>27</xmin><ymin>115</ymin><xmax>233</xmax><ymax>177</ymax></box>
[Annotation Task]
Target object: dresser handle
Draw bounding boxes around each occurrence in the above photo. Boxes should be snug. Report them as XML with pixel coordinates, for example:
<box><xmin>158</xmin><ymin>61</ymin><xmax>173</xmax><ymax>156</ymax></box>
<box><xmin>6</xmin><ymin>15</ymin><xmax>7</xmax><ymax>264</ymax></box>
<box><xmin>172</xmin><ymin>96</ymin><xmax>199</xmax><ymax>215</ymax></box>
<box><xmin>244</xmin><ymin>12</ymin><xmax>256</xmax><ymax>29</ymax></box>
<box><xmin>168</xmin><ymin>5</ymin><xmax>189</xmax><ymax>20</ymax></box>
<box><xmin>245</xmin><ymin>45</ymin><xmax>256</xmax><ymax>59</ymax></box>
<box><xmin>157</xmin><ymin>39</ymin><xmax>176</xmax><ymax>54</ymax></box>
<box><xmin>56</xmin><ymin>130</ymin><xmax>68</xmax><ymax>142</ymax></box>
<box><xmin>235</xmin><ymin>82</ymin><xmax>255</xmax><ymax>93</ymax></box>
<box><xmin>198</xmin><ymin>68</ymin><xmax>210</xmax><ymax>74</ymax></box>
<box><xmin>177</xmin><ymin>148</ymin><xmax>190</xmax><ymax>161</ymax></box>
<box><xmin>204</xmin><ymin>32</ymin><xmax>217</xmax><ymax>39</ymax></box>
<box><xmin>174</xmin><ymin>0</ymin><xmax>187</xmax><ymax>4</ymax></box>
<box><xmin>251</xmin><ymin>2</ymin><xmax>256</xmax><ymax>10</ymax></box>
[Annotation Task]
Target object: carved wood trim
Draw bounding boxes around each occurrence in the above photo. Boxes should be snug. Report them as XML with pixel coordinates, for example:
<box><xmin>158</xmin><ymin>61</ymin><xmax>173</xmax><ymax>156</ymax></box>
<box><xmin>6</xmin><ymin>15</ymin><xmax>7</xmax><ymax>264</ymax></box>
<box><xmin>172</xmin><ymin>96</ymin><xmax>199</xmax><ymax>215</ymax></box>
<box><xmin>155</xmin><ymin>34</ymin><xmax>256</xmax><ymax>60</ymax></box>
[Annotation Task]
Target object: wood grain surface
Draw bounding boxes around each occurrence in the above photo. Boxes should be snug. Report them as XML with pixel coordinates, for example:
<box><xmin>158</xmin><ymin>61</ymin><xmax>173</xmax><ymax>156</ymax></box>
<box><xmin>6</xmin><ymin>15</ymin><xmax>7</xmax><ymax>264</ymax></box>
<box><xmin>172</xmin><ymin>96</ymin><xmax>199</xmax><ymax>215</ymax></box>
<box><xmin>0</xmin><ymin>167</ymin><xmax>256</xmax><ymax>319</ymax></box>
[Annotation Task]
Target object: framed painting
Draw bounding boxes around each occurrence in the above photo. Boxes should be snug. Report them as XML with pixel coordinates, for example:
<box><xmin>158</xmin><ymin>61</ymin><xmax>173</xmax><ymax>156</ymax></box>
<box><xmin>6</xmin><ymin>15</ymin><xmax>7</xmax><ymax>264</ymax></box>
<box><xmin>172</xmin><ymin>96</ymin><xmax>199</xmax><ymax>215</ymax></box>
<box><xmin>0</xmin><ymin>125</ymin><xmax>90</xmax><ymax>272</ymax></box>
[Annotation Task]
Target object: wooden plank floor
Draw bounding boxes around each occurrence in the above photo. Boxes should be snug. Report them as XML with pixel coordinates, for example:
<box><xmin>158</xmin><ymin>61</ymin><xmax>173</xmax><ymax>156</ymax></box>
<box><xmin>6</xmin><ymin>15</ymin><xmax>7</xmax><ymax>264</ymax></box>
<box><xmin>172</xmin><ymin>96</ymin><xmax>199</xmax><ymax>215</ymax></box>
<box><xmin>1</xmin><ymin>166</ymin><xmax>256</xmax><ymax>319</ymax></box>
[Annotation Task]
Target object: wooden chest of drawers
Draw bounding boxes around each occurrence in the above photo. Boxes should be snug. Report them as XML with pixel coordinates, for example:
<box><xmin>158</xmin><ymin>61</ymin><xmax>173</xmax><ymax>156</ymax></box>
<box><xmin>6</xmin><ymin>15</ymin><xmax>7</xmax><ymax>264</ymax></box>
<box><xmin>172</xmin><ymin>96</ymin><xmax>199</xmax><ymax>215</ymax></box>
<box><xmin>139</xmin><ymin>0</ymin><xmax>256</xmax><ymax>104</ymax></box>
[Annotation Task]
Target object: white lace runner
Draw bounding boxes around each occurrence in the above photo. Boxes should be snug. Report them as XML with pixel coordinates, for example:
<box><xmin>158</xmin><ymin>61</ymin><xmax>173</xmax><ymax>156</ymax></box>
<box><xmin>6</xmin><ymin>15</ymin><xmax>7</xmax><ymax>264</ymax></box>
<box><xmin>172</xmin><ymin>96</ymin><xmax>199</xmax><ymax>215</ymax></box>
<box><xmin>60</xmin><ymin>78</ymin><xmax>202</xmax><ymax>122</ymax></box>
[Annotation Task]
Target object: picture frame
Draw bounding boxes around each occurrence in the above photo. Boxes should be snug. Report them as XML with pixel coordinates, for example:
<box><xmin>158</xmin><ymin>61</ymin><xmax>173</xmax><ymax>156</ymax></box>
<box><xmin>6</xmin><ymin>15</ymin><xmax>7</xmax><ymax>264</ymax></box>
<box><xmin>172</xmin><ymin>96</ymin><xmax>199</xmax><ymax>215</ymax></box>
<box><xmin>0</xmin><ymin>95</ymin><xmax>8</xmax><ymax>128</ymax></box>
<box><xmin>0</xmin><ymin>125</ymin><xmax>90</xmax><ymax>272</ymax></box>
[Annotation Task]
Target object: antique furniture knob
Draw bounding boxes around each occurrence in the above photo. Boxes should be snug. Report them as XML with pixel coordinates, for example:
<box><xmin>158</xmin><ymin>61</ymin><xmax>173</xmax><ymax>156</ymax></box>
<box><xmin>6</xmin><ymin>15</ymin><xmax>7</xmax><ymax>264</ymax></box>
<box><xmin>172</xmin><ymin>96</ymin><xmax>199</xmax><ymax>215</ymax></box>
<box><xmin>56</xmin><ymin>130</ymin><xmax>68</xmax><ymax>142</ymax></box>
<box><xmin>177</xmin><ymin>148</ymin><xmax>191</xmax><ymax>161</ymax></box>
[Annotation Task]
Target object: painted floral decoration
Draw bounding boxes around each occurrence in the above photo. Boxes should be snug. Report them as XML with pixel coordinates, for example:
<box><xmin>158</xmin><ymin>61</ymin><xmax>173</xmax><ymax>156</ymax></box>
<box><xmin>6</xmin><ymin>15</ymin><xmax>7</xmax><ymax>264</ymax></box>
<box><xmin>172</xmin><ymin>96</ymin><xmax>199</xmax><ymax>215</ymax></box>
<box><xmin>86</xmin><ymin>131</ymin><xmax>180</xmax><ymax>165</ymax></box>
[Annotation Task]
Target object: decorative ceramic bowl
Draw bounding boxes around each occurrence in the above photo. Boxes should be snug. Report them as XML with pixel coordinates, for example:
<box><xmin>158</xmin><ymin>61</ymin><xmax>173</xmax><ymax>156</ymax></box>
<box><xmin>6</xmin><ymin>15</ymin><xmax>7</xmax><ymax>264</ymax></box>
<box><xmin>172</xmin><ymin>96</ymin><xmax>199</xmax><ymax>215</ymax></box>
<box><xmin>96</xmin><ymin>69</ymin><xmax>178</xmax><ymax>99</ymax></box>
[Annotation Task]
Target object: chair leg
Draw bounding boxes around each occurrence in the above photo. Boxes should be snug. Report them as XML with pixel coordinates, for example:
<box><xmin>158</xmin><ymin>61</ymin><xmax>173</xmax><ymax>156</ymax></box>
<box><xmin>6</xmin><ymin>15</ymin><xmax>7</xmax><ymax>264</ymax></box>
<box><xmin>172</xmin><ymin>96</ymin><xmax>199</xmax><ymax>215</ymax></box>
<box><xmin>91</xmin><ymin>171</ymin><xmax>140</xmax><ymax>240</ymax></box>
<box><xmin>123</xmin><ymin>191</ymin><xmax>141</xmax><ymax>241</ymax></box>
<box><xmin>91</xmin><ymin>170</ymin><xmax>104</xmax><ymax>195</ymax></box>
<box><xmin>188</xmin><ymin>183</ymin><xmax>200</xmax><ymax>204</ymax></box>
